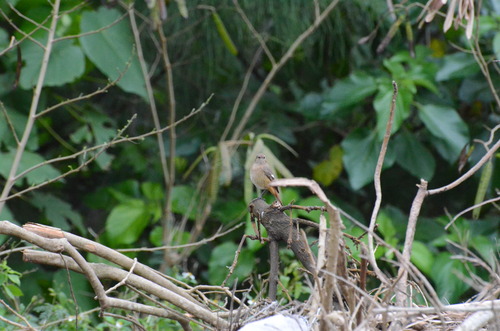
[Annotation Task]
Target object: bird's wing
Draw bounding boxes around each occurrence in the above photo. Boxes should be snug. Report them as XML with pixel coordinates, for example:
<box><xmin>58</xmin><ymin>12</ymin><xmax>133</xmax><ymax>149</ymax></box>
<box><xmin>263</xmin><ymin>168</ymin><xmax>279</xmax><ymax>193</ymax></box>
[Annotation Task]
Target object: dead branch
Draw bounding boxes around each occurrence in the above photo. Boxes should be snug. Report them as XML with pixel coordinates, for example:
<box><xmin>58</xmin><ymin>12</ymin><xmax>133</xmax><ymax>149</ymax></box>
<box><xmin>0</xmin><ymin>221</ymin><xmax>231</xmax><ymax>329</ymax></box>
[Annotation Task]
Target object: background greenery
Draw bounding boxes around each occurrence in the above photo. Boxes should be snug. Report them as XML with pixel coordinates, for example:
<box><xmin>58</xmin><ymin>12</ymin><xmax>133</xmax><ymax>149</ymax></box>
<box><xmin>0</xmin><ymin>0</ymin><xmax>499</xmax><ymax>328</ymax></box>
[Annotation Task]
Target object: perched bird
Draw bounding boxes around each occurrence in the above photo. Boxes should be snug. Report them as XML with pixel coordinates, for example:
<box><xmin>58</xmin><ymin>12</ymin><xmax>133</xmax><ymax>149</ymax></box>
<box><xmin>250</xmin><ymin>153</ymin><xmax>282</xmax><ymax>204</ymax></box>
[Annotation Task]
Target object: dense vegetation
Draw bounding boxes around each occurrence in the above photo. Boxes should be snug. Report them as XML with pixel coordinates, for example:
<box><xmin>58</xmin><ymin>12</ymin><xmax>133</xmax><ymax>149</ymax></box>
<box><xmin>0</xmin><ymin>0</ymin><xmax>498</xmax><ymax>329</ymax></box>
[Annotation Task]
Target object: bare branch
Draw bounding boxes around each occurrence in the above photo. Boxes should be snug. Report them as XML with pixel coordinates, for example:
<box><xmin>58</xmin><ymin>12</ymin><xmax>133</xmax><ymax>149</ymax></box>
<box><xmin>427</xmin><ymin>138</ymin><xmax>500</xmax><ymax>196</ymax></box>
<box><xmin>367</xmin><ymin>81</ymin><xmax>398</xmax><ymax>285</ymax></box>
<box><xmin>230</xmin><ymin>0</ymin><xmax>340</xmax><ymax>141</ymax></box>
<box><xmin>0</xmin><ymin>0</ymin><xmax>62</xmax><ymax>215</ymax></box>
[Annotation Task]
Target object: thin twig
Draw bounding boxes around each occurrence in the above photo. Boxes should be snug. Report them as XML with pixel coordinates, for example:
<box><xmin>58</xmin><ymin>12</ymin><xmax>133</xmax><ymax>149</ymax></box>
<box><xmin>446</xmin><ymin>195</ymin><xmax>500</xmax><ymax>229</ymax></box>
<box><xmin>0</xmin><ymin>0</ymin><xmax>61</xmax><ymax>214</ymax></box>
<box><xmin>0</xmin><ymin>102</ymin><xmax>20</xmax><ymax>144</ymax></box>
<box><xmin>117</xmin><ymin>223</ymin><xmax>243</xmax><ymax>252</ymax></box>
<box><xmin>233</xmin><ymin>0</ymin><xmax>276</xmax><ymax>66</ymax></box>
<box><xmin>367</xmin><ymin>81</ymin><xmax>398</xmax><ymax>285</ymax></box>
<box><xmin>0</xmin><ymin>97</ymin><xmax>211</xmax><ymax>203</ymax></box>
<box><xmin>0</xmin><ymin>300</ymin><xmax>35</xmax><ymax>330</ymax></box>
<box><xmin>230</xmin><ymin>0</ymin><xmax>340</xmax><ymax>141</ymax></box>
<box><xmin>129</xmin><ymin>5</ymin><xmax>170</xmax><ymax>191</ymax></box>
<box><xmin>395</xmin><ymin>179</ymin><xmax>428</xmax><ymax>308</ymax></box>
<box><xmin>427</xmin><ymin>138</ymin><xmax>500</xmax><ymax>196</ymax></box>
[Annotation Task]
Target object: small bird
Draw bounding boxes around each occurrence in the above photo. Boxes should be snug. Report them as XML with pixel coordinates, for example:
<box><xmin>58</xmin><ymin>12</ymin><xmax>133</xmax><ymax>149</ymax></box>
<box><xmin>250</xmin><ymin>153</ymin><xmax>282</xmax><ymax>204</ymax></box>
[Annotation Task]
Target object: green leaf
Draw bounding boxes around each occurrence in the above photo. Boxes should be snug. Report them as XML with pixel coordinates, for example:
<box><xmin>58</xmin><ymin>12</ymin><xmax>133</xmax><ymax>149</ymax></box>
<box><xmin>212</xmin><ymin>199</ymin><xmax>247</xmax><ymax>224</ymax></box>
<box><xmin>0</xmin><ymin>108</ymin><xmax>39</xmax><ymax>150</ymax></box>
<box><xmin>377</xmin><ymin>211</ymin><xmax>397</xmax><ymax>241</ymax></box>
<box><xmin>436</xmin><ymin>53</ymin><xmax>479</xmax><ymax>81</ymax></box>
<box><xmin>471</xmin><ymin>235</ymin><xmax>496</xmax><ymax>268</ymax></box>
<box><xmin>31</xmin><ymin>192</ymin><xmax>85</xmax><ymax>233</ymax></box>
<box><xmin>141</xmin><ymin>182</ymin><xmax>164</xmax><ymax>201</ymax></box>
<box><xmin>494</xmin><ymin>32</ymin><xmax>500</xmax><ymax>60</ymax></box>
<box><xmin>208</xmin><ymin>242</ymin><xmax>254</xmax><ymax>286</ymax></box>
<box><xmin>4</xmin><ymin>283</ymin><xmax>23</xmax><ymax>298</ymax></box>
<box><xmin>171</xmin><ymin>185</ymin><xmax>197</xmax><ymax>220</ymax></box>
<box><xmin>418</xmin><ymin>104</ymin><xmax>469</xmax><ymax>162</ymax></box>
<box><xmin>20</xmin><ymin>34</ymin><xmax>85</xmax><ymax>89</ymax></box>
<box><xmin>80</xmin><ymin>7</ymin><xmax>147</xmax><ymax>99</ymax></box>
<box><xmin>431</xmin><ymin>252</ymin><xmax>471</xmax><ymax>303</ymax></box>
<box><xmin>105</xmin><ymin>199</ymin><xmax>149</xmax><ymax>246</ymax></box>
<box><xmin>212</xmin><ymin>12</ymin><xmax>238</xmax><ymax>56</ymax></box>
<box><xmin>410</xmin><ymin>241</ymin><xmax>434</xmax><ymax>275</ymax></box>
<box><xmin>321</xmin><ymin>72</ymin><xmax>377</xmax><ymax>117</ymax></box>
<box><xmin>149</xmin><ymin>226</ymin><xmax>163</xmax><ymax>247</ymax></box>
<box><xmin>0</xmin><ymin>149</ymin><xmax>61</xmax><ymax>187</ymax></box>
<box><xmin>373</xmin><ymin>81</ymin><xmax>412</xmax><ymax>140</ymax></box>
<box><xmin>394</xmin><ymin>130</ymin><xmax>435</xmax><ymax>180</ymax></box>
<box><xmin>472</xmin><ymin>160</ymin><xmax>492</xmax><ymax>219</ymax></box>
<box><xmin>313</xmin><ymin>145</ymin><xmax>343</xmax><ymax>186</ymax></box>
<box><xmin>341</xmin><ymin>129</ymin><xmax>396</xmax><ymax>190</ymax></box>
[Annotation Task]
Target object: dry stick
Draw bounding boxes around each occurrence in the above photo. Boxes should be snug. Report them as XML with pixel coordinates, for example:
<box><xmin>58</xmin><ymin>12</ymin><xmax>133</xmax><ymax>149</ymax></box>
<box><xmin>117</xmin><ymin>223</ymin><xmax>243</xmax><ymax>252</ymax></box>
<box><xmin>0</xmin><ymin>102</ymin><xmax>20</xmax><ymax>144</ymax></box>
<box><xmin>0</xmin><ymin>0</ymin><xmax>61</xmax><ymax>215</ymax></box>
<box><xmin>395</xmin><ymin>179</ymin><xmax>428</xmax><ymax>309</ymax></box>
<box><xmin>0</xmin><ymin>98</ymin><xmax>211</xmax><ymax>204</ymax></box>
<box><xmin>230</xmin><ymin>0</ymin><xmax>340</xmax><ymax>141</ymax></box>
<box><xmin>233</xmin><ymin>0</ymin><xmax>276</xmax><ymax>66</ymax></box>
<box><xmin>427</xmin><ymin>138</ymin><xmax>500</xmax><ymax>196</ymax></box>
<box><xmin>157</xmin><ymin>23</ymin><xmax>178</xmax><ymax>271</ymax></box>
<box><xmin>129</xmin><ymin>6</ymin><xmax>170</xmax><ymax>191</ymax></box>
<box><xmin>36</xmin><ymin>73</ymin><xmax>122</xmax><ymax>118</ymax></box>
<box><xmin>0</xmin><ymin>299</ymin><xmax>35</xmax><ymax>330</ymax></box>
<box><xmin>0</xmin><ymin>8</ymin><xmax>48</xmax><ymax>50</ymax></box>
<box><xmin>447</xmin><ymin>195</ymin><xmax>500</xmax><ymax>230</ymax></box>
<box><xmin>269</xmin><ymin>178</ymin><xmax>345</xmax><ymax>321</ymax></box>
<box><xmin>7</xmin><ymin>224</ymin><xmax>229</xmax><ymax>328</ymax></box>
<box><xmin>220</xmin><ymin>47</ymin><xmax>263</xmax><ymax>142</ymax></box>
<box><xmin>25</xmin><ymin>251</ymin><xmax>203</xmax><ymax>329</ymax></box>
<box><xmin>367</xmin><ymin>81</ymin><xmax>398</xmax><ymax>285</ymax></box>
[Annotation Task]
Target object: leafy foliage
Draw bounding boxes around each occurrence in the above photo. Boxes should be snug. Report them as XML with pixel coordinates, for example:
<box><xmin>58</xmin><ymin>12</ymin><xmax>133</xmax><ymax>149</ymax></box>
<box><xmin>0</xmin><ymin>0</ymin><xmax>498</xmax><ymax>328</ymax></box>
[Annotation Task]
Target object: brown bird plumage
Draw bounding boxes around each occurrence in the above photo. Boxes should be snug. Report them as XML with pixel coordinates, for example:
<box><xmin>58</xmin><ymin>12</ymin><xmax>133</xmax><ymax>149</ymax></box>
<box><xmin>250</xmin><ymin>153</ymin><xmax>282</xmax><ymax>204</ymax></box>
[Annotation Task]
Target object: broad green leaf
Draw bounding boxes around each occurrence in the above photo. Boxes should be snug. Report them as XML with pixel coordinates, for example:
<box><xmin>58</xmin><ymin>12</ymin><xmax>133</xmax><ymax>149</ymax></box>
<box><xmin>149</xmin><ymin>226</ymin><xmax>163</xmax><ymax>247</ymax></box>
<box><xmin>212</xmin><ymin>199</ymin><xmax>247</xmax><ymax>224</ymax></box>
<box><xmin>297</xmin><ymin>92</ymin><xmax>323</xmax><ymax>119</ymax></box>
<box><xmin>431</xmin><ymin>252</ymin><xmax>471</xmax><ymax>303</ymax></box>
<box><xmin>418</xmin><ymin>104</ymin><xmax>469</xmax><ymax>162</ymax></box>
<box><xmin>436</xmin><ymin>53</ymin><xmax>479</xmax><ymax>81</ymax></box>
<box><xmin>105</xmin><ymin>199</ymin><xmax>149</xmax><ymax>246</ymax></box>
<box><xmin>0</xmin><ymin>149</ymin><xmax>61</xmax><ymax>187</ymax></box>
<box><xmin>0</xmin><ymin>205</ymin><xmax>13</xmax><ymax>222</ymax></box>
<box><xmin>394</xmin><ymin>130</ymin><xmax>435</xmax><ymax>180</ymax></box>
<box><xmin>80</xmin><ymin>7</ymin><xmax>147</xmax><ymax>100</ymax></box>
<box><xmin>171</xmin><ymin>185</ymin><xmax>197</xmax><ymax>220</ymax></box>
<box><xmin>208</xmin><ymin>242</ymin><xmax>255</xmax><ymax>286</ymax></box>
<box><xmin>471</xmin><ymin>235</ymin><xmax>496</xmax><ymax>268</ymax></box>
<box><xmin>31</xmin><ymin>192</ymin><xmax>85</xmax><ymax>233</ymax></box>
<box><xmin>20</xmin><ymin>34</ymin><xmax>84</xmax><ymax>89</ymax></box>
<box><xmin>4</xmin><ymin>283</ymin><xmax>23</xmax><ymax>298</ymax></box>
<box><xmin>410</xmin><ymin>241</ymin><xmax>434</xmax><ymax>275</ymax></box>
<box><xmin>7</xmin><ymin>273</ymin><xmax>20</xmax><ymax>286</ymax></box>
<box><xmin>313</xmin><ymin>145</ymin><xmax>343</xmax><ymax>186</ymax></box>
<box><xmin>141</xmin><ymin>182</ymin><xmax>164</xmax><ymax>201</ymax></box>
<box><xmin>377</xmin><ymin>211</ymin><xmax>396</xmax><ymax>241</ymax></box>
<box><xmin>321</xmin><ymin>72</ymin><xmax>377</xmax><ymax>117</ymax></box>
<box><xmin>341</xmin><ymin>129</ymin><xmax>396</xmax><ymax>190</ymax></box>
<box><xmin>373</xmin><ymin>81</ymin><xmax>412</xmax><ymax>140</ymax></box>
<box><xmin>0</xmin><ymin>108</ymin><xmax>39</xmax><ymax>151</ymax></box>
